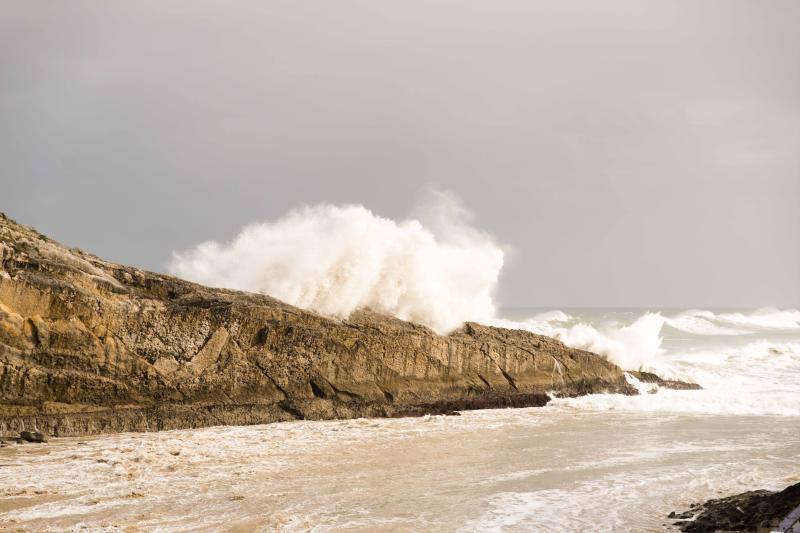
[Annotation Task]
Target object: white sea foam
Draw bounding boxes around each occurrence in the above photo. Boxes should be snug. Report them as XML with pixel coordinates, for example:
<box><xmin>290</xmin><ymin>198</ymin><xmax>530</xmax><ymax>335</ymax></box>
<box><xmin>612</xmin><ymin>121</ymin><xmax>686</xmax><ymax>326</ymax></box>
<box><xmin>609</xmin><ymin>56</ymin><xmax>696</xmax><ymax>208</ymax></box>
<box><xmin>494</xmin><ymin>308</ymin><xmax>800</xmax><ymax>375</ymax></box>
<box><xmin>663</xmin><ymin>310</ymin><xmax>748</xmax><ymax>336</ymax></box>
<box><xmin>170</xmin><ymin>191</ymin><xmax>504</xmax><ymax>334</ymax></box>
<box><xmin>4</xmin><ymin>408</ymin><xmax>795</xmax><ymax>530</ymax></box>
<box><xmin>552</xmin><ymin>340</ymin><xmax>800</xmax><ymax>416</ymax></box>
<box><xmin>490</xmin><ymin>308</ymin><xmax>800</xmax><ymax>416</ymax></box>
<box><xmin>491</xmin><ymin>312</ymin><xmax>665</xmax><ymax>370</ymax></box>
<box><xmin>714</xmin><ymin>308</ymin><xmax>800</xmax><ymax>330</ymax></box>
<box><xmin>663</xmin><ymin>308</ymin><xmax>800</xmax><ymax>335</ymax></box>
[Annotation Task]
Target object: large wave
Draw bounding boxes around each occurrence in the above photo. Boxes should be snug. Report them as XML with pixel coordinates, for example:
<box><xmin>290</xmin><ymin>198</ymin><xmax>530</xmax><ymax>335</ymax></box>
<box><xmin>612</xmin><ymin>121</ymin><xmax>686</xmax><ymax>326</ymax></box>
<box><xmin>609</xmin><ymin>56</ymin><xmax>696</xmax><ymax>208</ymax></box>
<box><xmin>170</xmin><ymin>193</ymin><xmax>799</xmax><ymax>374</ymax></box>
<box><xmin>170</xmin><ymin>191</ymin><xmax>504</xmax><ymax>334</ymax></box>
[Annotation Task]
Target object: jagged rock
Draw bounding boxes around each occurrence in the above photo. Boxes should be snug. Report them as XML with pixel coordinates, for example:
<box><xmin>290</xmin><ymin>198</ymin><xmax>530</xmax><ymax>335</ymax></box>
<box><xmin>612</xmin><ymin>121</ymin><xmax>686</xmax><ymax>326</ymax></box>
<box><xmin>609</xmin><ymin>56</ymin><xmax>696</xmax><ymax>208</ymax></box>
<box><xmin>672</xmin><ymin>481</ymin><xmax>800</xmax><ymax>532</ymax></box>
<box><xmin>19</xmin><ymin>430</ymin><xmax>47</xmax><ymax>443</ymax></box>
<box><xmin>629</xmin><ymin>370</ymin><xmax>703</xmax><ymax>390</ymax></box>
<box><xmin>0</xmin><ymin>214</ymin><xmax>696</xmax><ymax>437</ymax></box>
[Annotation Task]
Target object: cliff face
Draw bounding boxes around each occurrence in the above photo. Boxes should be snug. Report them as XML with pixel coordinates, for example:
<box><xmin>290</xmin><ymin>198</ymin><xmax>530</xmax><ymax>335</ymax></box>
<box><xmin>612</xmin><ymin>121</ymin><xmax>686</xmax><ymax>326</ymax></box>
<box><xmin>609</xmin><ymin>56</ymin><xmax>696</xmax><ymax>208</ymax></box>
<box><xmin>0</xmin><ymin>213</ymin><xmax>637</xmax><ymax>437</ymax></box>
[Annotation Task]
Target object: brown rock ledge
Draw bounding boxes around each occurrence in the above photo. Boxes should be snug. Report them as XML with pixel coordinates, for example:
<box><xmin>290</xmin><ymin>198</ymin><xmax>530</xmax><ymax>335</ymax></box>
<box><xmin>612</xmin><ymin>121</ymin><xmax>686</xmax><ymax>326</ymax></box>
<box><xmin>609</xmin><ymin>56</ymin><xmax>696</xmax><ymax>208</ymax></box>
<box><xmin>0</xmin><ymin>213</ymin><xmax>695</xmax><ymax>437</ymax></box>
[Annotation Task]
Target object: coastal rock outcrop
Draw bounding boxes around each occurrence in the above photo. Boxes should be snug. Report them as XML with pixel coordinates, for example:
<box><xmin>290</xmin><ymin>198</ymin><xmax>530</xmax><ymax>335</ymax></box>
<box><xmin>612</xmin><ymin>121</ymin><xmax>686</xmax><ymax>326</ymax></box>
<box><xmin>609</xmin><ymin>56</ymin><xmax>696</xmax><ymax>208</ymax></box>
<box><xmin>628</xmin><ymin>371</ymin><xmax>703</xmax><ymax>391</ymax></box>
<box><xmin>670</xmin><ymin>481</ymin><xmax>800</xmax><ymax>532</ymax></box>
<box><xmin>0</xmin><ymin>213</ymin><xmax>675</xmax><ymax>437</ymax></box>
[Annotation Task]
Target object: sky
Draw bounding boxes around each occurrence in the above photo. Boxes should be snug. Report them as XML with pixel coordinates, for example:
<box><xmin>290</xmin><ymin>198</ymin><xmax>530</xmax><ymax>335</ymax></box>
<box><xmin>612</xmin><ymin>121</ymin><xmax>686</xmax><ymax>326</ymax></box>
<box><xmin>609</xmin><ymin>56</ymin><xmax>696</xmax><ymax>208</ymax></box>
<box><xmin>2</xmin><ymin>0</ymin><xmax>799</xmax><ymax>308</ymax></box>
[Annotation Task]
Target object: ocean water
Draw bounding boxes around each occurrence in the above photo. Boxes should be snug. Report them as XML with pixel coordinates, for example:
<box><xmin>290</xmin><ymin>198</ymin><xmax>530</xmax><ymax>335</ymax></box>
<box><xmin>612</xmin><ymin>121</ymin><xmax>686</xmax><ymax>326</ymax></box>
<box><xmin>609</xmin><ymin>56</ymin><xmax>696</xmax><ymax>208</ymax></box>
<box><xmin>496</xmin><ymin>307</ymin><xmax>800</xmax><ymax>416</ymax></box>
<box><xmin>1</xmin><ymin>308</ymin><xmax>799</xmax><ymax>531</ymax></box>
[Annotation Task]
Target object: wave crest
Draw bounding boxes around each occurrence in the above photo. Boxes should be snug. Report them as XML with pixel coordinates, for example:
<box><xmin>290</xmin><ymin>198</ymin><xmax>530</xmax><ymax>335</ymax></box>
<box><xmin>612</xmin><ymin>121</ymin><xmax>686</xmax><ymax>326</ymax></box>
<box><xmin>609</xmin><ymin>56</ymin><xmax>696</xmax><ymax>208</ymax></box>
<box><xmin>169</xmin><ymin>192</ymin><xmax>504</xmax><ymax>334</ymax></box>
<box><xmin>664</xmin><ymin>308</ymin><xmax>800</xmax><ymax>335</ymax></box>
<box><xmin>492</xmin><ymin>313</ymin><xmax>664</xmax><ymax>370</ymax></box>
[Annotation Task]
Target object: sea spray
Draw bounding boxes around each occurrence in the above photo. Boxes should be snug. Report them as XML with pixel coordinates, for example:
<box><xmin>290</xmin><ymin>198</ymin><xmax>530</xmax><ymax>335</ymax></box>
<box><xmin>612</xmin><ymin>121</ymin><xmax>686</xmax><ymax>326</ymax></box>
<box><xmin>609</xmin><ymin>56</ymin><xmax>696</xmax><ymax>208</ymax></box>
<box><xmin>507</xmin><ymin>308</ymin><xmax>799</xmax><ymax>386</ymax></box>
<box><xmin>170</xmin><ymin>193</ymin><xmax>800</xmax><ymax>375</ymax></box>
<box><xmin>553</xmin><ymin>339</ymin><xmax>800</xmax><ymax>416</ymax></box>
<box><xmin>490</xmin><ymin>313</ymin><xmax>666</xmax><ymax>370</ymax></box>
<box><xmin>170</xmin><ymin>191</ymin><xmax>504</xmax><ymax>334</ymax></box>
<box><xmin>171</xmin><ymin>192</ymin><xmax>669</xmax><ymax>369</ymax></box>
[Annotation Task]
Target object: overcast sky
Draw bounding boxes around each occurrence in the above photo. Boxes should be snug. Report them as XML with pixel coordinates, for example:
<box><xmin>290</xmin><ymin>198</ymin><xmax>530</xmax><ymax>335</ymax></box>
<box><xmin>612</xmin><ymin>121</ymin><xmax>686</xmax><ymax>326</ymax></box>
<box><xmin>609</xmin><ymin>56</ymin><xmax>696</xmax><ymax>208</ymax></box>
<box><xmin>2</xmin><ymin>1</ymin><xmax>798</xmax><ymax>308</ymax></box>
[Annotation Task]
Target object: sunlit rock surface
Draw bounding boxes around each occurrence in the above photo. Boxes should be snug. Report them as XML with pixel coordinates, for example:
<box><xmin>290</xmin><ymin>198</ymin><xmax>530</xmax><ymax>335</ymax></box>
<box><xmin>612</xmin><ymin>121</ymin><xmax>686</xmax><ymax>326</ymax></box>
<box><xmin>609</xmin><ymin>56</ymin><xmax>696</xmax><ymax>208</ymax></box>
<box><xmin>0</xmin><ymin>213</ymin><xmax>653</xmax><ymax>437</ymax></box>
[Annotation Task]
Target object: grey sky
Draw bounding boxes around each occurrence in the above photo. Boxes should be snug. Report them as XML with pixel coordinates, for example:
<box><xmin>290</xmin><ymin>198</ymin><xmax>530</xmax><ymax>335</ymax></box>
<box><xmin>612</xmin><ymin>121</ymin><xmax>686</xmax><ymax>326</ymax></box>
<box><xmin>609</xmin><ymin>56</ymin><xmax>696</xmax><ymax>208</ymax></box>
<box><xmin>2</xmin><ymin>1</ymin><xmax>798</xmax><ymax>308</ymax></box>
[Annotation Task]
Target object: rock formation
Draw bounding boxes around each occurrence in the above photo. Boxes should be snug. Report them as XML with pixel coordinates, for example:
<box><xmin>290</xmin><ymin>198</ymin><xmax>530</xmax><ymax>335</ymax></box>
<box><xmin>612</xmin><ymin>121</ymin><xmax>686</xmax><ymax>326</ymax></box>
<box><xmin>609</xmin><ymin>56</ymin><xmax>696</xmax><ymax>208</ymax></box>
<box><xmin>670</xmin><ymin>481</ymin><xmax>800</xmax><ymax>532</ymax></box>
<box><xmin>0</xmin><ymin>213</ymin><xmax>677</xmax><ymax>437</ymax></box>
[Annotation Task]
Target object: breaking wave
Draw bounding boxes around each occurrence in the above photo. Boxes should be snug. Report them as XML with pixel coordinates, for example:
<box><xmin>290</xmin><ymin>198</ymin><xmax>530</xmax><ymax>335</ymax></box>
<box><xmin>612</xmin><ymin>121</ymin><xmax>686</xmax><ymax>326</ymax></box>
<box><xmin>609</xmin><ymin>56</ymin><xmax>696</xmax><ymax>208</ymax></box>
<box><xmin>492</xmin><ymin>307</ymin><xmax>800</xmax><ymax>371</ymax></box>
<box><xmin>491</xmin><ymin>313</ymin><xmax>666</xmax><ymax>371</ymax></box>
<box><xmin>555</xmin><ymin>340</ymin><xmax>800</xmax><ymax>416</ymax></box>
<box><xmin>169</xmin><ymin>190</ymin><xmax>800</xmax><ymax>377</ymax></box>
<box><xmin>170</xmin><ymin>191</ymin><xmax>504</xmax><ymax>334</ymax></box>
<box><xmin>665</xmin><ymin>308</ymin><xmax>800</xmax><ymax>334</ymax></box>
<box><xmin>494</xmin><ymin>308</ymin><xmax>800</xmax><ymax>414</ymax></box>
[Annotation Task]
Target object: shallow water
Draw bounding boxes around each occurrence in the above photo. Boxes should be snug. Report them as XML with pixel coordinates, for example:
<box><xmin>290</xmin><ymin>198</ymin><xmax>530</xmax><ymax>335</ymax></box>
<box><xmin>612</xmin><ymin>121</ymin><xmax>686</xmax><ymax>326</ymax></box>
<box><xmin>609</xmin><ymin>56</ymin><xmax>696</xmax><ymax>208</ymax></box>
<box><xmin>1</xmin><ymin>409</ymin><xmax>798</xmax><ymax>531</ymax></box>
<box><xmin>2</xmin><ymin>308</ymin><xmax>799</xmax><ymax>531</ymax></box>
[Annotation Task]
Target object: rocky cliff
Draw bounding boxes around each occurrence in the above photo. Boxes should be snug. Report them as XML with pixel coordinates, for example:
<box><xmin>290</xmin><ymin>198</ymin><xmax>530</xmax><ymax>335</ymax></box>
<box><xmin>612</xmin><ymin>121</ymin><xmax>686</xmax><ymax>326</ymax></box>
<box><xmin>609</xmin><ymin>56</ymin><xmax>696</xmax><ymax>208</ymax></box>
<box><xmin>1</xmin><ymin>213</ymin><xmax>650</xmax><ymax>437</ymax></box>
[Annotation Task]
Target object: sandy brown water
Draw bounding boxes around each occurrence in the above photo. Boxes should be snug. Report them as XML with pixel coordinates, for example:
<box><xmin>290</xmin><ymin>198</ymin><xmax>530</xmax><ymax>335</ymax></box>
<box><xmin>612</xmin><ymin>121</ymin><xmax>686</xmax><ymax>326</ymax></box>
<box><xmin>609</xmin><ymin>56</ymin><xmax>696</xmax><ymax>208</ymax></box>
<box><xmin>1</xmin><ymin>405</ymin><xmax>798</xmax><ymax>532</ymax></box>
<box><xmin>4</xmin><ymin>308</ymin><xmax>799</xmax><ymax>531</ymax></box>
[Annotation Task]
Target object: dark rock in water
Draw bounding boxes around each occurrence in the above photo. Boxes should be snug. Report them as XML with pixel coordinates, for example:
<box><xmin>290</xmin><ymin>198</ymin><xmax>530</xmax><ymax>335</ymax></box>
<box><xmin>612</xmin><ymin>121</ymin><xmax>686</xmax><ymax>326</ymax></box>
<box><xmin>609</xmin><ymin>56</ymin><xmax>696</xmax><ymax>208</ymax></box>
<box><xmin>389</xmin><ymin>392</ymin><xmax>550</xmax><ymax>418</ymax></box>
<box><xmin>19</xmin><ymin>431</ymin><xmax>47</xmax><ymax>443</ymax></box>
<box><xmin>671</xmin><ymin>481</ymin><xmax>800</xmax><ymax>532</ymax></box>
<box><xmin>0</xmin><ymin>214</ymin><xmax>699</xmax><ymax>437</ymax></box>
<box><xmin>629</xmin><ymin>371</ymin><xmax>703</xmax><ymax>390</ymax></box>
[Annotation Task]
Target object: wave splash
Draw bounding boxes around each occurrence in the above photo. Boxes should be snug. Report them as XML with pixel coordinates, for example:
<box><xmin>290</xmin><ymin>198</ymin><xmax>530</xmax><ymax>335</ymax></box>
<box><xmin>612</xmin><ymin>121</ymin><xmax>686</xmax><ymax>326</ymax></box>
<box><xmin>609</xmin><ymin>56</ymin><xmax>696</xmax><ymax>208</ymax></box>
<box><xmin>493</xmin><ymin>307</ymin><xmax>800</xmax><ymax>371</ymax></box>
<box><xmin>494</xmin><ymin>308</ymin><xmax>800</xmax><ymax>415</ymax></box>
<box><xmin>169</xmin><ymin>192</ymin><xmax>799</xmax><ymax>379</ymax></box>
<box><xmin>170</xmin><ymin>191</ymin><xmax>504</xmax><ymax>334</ymax></box>
<box><xmin>491</xmin><ymin>313</ymin><xmax>666</xmax><ymax>370</ymax></box>
<box><xmin>557</xmin><ymin>340</ymin><xmax>800</xmax><ymax>416</ymax></box>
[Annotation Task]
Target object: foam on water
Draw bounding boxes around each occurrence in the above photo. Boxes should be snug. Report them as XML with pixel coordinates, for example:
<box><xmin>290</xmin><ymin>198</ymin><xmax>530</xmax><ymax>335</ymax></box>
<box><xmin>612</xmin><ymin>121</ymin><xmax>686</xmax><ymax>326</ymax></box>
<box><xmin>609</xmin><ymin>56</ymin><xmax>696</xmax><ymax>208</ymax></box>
<box><xmin>2</xmin><ymin>307</ymin><xmax>798</xmax><ymax>529</ymax></box>
<box><xmin>1</xmin><ymin>410</ymin><xmax>797</xmax><ymax>531</ymax></box>
<box><xmin>663</xmin><ymin>310</ymin><xmax>749</xmax><ymax>336</ymax></box>
<box><xmin>491</xmin><ymin>312</ymin><xmax>666</xmax><ymax>370</ymax></box>
<box><xmin>494</xmin><ymin>307</ymin><xmax>800</xmax><ymax>416</ymax></box>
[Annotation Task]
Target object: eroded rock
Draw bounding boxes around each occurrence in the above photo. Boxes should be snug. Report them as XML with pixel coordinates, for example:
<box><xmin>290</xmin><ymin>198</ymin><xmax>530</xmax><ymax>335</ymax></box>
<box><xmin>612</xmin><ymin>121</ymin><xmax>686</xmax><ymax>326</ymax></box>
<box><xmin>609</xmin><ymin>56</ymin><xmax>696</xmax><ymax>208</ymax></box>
<box><xmin>671</xmin><ymin>481</ymin><xmax>800</xmax><ymax>532</ymax></box>
<box><xmin>19</xmin><ymin>430</ymin><xmax>47</xmax><ymax>443</ymax></box>
<box><xmin>0</xmin><ymin>214</ymin><xmax>696</xmax><ymax>437</ymax></box>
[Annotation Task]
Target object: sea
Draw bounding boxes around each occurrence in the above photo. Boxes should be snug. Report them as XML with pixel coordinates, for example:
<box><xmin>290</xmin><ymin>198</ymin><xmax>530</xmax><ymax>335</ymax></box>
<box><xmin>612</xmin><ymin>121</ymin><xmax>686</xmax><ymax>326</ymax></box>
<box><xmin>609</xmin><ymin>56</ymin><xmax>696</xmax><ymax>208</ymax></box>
<box><xmin>1</xmin><ymin>308</ymin><xmax>799</xmax><ymax>531</ymax></box>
